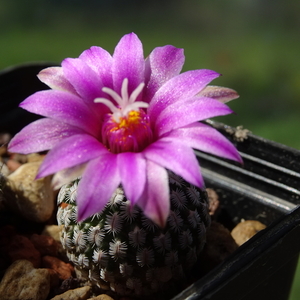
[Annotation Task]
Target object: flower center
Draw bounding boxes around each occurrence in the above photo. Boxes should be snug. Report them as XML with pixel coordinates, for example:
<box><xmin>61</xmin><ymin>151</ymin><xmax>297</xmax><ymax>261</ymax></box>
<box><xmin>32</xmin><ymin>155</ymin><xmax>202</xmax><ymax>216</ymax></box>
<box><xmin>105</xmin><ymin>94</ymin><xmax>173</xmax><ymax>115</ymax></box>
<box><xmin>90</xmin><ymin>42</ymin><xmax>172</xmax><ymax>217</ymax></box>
<box><xmin>95</xmin><ymin>79</ymin><xmax>153</xmax><ymax>153</ymax></box>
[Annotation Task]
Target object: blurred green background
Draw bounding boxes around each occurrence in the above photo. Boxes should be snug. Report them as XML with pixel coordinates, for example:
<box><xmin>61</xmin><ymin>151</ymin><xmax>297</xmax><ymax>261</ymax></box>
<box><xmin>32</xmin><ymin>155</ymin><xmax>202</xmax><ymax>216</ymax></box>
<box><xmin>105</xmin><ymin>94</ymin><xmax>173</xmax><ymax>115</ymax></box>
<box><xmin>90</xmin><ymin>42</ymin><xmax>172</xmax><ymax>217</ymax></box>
<box><xmin>1</xmin><ymin>0</ymin><xmax>299</xmax><ymax>298</ymax></box>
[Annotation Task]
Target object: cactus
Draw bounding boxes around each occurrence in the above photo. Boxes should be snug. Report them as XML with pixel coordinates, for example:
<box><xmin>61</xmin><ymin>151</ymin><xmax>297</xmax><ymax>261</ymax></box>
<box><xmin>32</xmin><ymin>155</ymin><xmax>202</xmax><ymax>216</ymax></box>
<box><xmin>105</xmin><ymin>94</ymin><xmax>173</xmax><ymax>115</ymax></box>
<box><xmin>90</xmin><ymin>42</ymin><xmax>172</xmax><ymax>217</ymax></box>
<box><xmin>8</xmin><ymin>32</ymin><xmax>242</xmax><ymax>298</ymax></box>
<box><xmin>57</xmin><ymin>173</ymin><xmax>211</xmax><ymax>297</ymax></box>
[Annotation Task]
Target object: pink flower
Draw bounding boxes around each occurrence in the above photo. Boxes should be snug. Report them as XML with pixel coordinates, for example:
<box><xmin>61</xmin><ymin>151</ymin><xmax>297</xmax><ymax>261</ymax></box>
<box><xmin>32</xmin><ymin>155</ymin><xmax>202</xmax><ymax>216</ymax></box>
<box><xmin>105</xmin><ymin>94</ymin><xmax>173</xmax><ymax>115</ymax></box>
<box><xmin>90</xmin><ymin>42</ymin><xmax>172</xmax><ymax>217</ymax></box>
<box><xmin>9</xmin><ymin>33</ymin><xmax>242</xmax><ymax>227</ymax></box>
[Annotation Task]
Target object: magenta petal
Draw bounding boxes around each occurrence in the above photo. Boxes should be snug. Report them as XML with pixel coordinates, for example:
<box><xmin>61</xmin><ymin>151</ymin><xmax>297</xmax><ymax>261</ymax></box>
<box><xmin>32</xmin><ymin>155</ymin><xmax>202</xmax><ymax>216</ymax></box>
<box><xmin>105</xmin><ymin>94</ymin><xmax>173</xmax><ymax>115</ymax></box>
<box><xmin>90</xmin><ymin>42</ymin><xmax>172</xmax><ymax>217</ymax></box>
<box><xmin>77</xmin><ymin>153</ymin><xmax>120</xmax><ymax>221</ymax></box>
<box><xmin>62</xmin><ymin>58</ymin><xmax>103</xmax><ymax>103</ymax></box>
<box><xmin>79</xmin><ymin>46</ymin><xmax>113</xmax><ymax>89</ymax></box>
<box><xmin>148</xmin><ymin>69</ymin><xmax>220</xmax><ymax>120</ymax></box>
<box><xmin>52</xmin><ymin>163</ymin><xmax>86</xmax><ymax>190</ymax></box>
<box><xmin>8</xmin><ymin>118</ymin><xmax>84</xmax><ymax>154</ymax></box>
<box><xmin>117</xmin><ymin>152</ymin><xmax>146</xmax><ymax>205</ymax></box>
<box><xmin>164</xmin><ymin>122</ymin><xmax>243</xmax><ymax>163</ymax></box>
<box><xmin>38</xmin><ymin>67</ymin><xmax>78</xmax><ymax>94</ymax></box>
<box><xmin>144</xmin><ymin>139</ymin><xmax>204</xmax><ymax>188</ymax></box>
<box><xmin>138</xmin><ymin>160</ymin><xmax>169</xmax><ymax>227</ymax></box>
<box><xmin>144</xmin><ymin>45</ymin><xmax>185</xmax><ymax>102</ymax></box>
<box><xmin>155</xmin><ymin>96</ymin><xmax>233</xmax><ymax>136</ymax></box>
<box><xmin>37</xmin><ymin>134</ymin><xmax>108</xmax><ymax>178</ymax></box>
<box><xmin>20</xmin><ymin>90</ymin><xmax>100</xmax><ymax>136</ymax></box>
<box><xmin>112</xmin><ymin>33</ymin><xmax>145</xmax><ymax>97</ymax></box>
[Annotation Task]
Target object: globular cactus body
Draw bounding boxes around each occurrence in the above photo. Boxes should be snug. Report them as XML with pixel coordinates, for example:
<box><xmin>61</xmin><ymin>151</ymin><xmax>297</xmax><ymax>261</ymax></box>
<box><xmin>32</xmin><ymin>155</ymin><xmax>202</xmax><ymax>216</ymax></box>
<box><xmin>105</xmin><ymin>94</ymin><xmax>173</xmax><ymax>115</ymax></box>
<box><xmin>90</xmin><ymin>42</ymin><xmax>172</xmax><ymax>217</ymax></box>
<box><xmin>57</xmin><ymin>173</ymin><xmax>211</xmax><ymax>297</ymax></box>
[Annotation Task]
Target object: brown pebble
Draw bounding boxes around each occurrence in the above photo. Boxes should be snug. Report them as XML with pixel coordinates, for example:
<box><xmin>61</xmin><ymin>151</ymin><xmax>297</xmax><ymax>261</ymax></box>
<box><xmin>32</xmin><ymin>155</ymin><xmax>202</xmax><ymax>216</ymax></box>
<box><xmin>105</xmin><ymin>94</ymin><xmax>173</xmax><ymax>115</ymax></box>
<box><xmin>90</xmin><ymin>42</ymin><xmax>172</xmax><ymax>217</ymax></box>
<box><xmin>50</xmin><ymin>286</ymin><xmax>91</xmax><ymax>300</ymax></box>
<box><xmin>30</xmin><ymin>233</ymin><xmax>59</xmax><ymax>256</ymax></box>
<box><xmin>7</xmin><ymin>235</ymin><xmax>41</xmax><ymax>268</ymax></box>
<box><xmin>47</xmin><ymin>268</ymin><xmax>61</xmax><ymax>289</ymax></box>
<box><xmin>42</xmin><ymin>255</ymin><xmax>74</xmax><ymax>280</ymax></box>
<box><xmin>56</xmin><ymin>276</ymin><xmax>80</xmax><ymax>295</ymax></box>
<box><xmin>206</xmin><ymin>188</ymin><xmax>220</xmax><ymax>216</ymax></box>
<box><xmin>88</xmin><ymin>294</ymin><xmax>115</xmax><ymax>300</ymax></box>
<box><xmin>231</xmin><ymin>220</ymin><xmax>266</xmax><ymax>246</ymax></box>
<box><xmin>60</xmin><ymin>202</ymin><xmax>69</xmax><ymax>209</ymax></box>
<box><xmin>5</xmin><ymin>161</ymin><xmax>55</xmax><ymax>223</ymax></box>
<box><xmin>0</xmin><ymin>133</ymin><xmax>11</xmax><ymax>145</ymax></box>
<box><xmin>6</xmin><ymin>159</ymin><xmax>22</xmax><ymax>172</ymax></box>
<box><xmin>9</xmin><ymin>153</ymin><xmax>28</xmax><ymax>164</ymax></box>
<box><xmin>0</xmin><ymin>145</ymin><xmax>7</xmax><ymax>156</ymax></box>
<box><xmin>0</xmin><ymin>260</ymin><xmax>50</xmax><ymax>300</ymax></box>
<box><xmin>42</xmin><ymin>225</ymin><xmax>63</xmax><ymax>243</ymax></box>
<box><xmin>197</xmin><ymin>221</ymin><xmax>238</xmax><ymax>275</ymax></box>
<box><xmin>26</xmin><ymin>153</ymin><xmax>45</xmax><ymax>163</ymax></box>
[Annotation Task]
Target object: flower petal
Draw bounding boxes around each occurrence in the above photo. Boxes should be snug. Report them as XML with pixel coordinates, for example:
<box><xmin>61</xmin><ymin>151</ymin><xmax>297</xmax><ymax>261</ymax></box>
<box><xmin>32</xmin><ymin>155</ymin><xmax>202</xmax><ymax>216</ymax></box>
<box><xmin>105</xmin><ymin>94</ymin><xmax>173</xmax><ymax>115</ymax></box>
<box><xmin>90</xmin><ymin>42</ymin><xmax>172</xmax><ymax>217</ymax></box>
<box><xmin>52</xmin><ymin>163</ymin><xmax>86</xmax><ymax>190</ymax></box>
<box><xmin>138</xmin><ymin>160</ymin><xmax>169</xmax><ymax>228</ymax></box>
<box><xmin>148</xmin><ymin>69</ymin><xmax>220</xmax><ymax>120</ymax></box>
<box><xmin>8</xmin><ymin>118</ymin><xmax>84</xmax><ymax>154</ymax></box>
<box><xmin>155</xmin><ymin>97</ymin><xmax>233</xmax><ymax>136</ymax></box>
<box><xmin>144</xmin><ymin>45</ymin><xmax>185</xmax><ymax>102</ymax></box>
<box><xmin>143</xmin><ymin>139</ymin><xmax>204</xmax><ymax>188</ymax></box>
<box><xmin>112</xmin><ymin>33</ymin><xmax>145</xmax><ymax>98</ymax></box>
<box><xmin>79</xmin><ymin>46</ymin><xmax>113</xmax><ymax>89</ymax></box>
<box><xmin>77</xmin><ymin>153</ymin><xmax>120</xmax><ymax>221</ymax></box>
<box><xmin>62</xmin><ymin>58</ymin><xmax>103</xmax><ymax>104</ymax></box>
<box><xmin>117</xmin><ymin>152</ymin><xmax>146</xmax><ymax>205</ymax></box>
<box><xmin>164</xmin><ymin>122</ymin><xmax>243</xmax><ymax>163</ymax></box>
<box><xmin>37</xmin><ymin>67</ymin><xmax>78</xmax><ymax>94</ymax></box>
<box><xmin>198</xmin><ymin>85</ymin><xmax>239</xmax><ymax>103</ymax></box>
<box><xmin>20</xmin><ymin>90</ymin><xmax>100</xmax><ymax>136</ymax></box>
<box><xmin>37</xmin><ymin>134</ymin><xmax>108</xmax><ymax>178</ymax></box>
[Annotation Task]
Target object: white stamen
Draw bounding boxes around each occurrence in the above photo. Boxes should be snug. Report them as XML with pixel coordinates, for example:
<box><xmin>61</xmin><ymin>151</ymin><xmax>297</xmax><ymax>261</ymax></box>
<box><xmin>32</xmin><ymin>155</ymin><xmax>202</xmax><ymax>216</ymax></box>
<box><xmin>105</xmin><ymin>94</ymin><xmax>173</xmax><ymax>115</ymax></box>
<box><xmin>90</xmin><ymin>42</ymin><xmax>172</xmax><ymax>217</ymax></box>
<box><xmin>94</xmin><ymin>98</ymin><xmax>119</xmax><ymax>114</ymax></box>
<box><xmin>122</xmin><ymin>101</ymin><xmax>149</xmax><ymax>116</ymax></box>
<box><xmin>102</xmin><ymin>86</ymin><xmax>123</xmax><ymax>106</ymax></box>
<box><xmin>121</xmin><ymin>78</ymin><xmax>129</xmax><ymax>105</ymax></box>
<box><xmin>128</xmin><ymin>82</ymin><xmax>145</xmax><ymax>104</ymax></box>
<box><xmin>94</xmin><ymin>78</ymin><xmax>148</xmax><ymax>122</ymax></box>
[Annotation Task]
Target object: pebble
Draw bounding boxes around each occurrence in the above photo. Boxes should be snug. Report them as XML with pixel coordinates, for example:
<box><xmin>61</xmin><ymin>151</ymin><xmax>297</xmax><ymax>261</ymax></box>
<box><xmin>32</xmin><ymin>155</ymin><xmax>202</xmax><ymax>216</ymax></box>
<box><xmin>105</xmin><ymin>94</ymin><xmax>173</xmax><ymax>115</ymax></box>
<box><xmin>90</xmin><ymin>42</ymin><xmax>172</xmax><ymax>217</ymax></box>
<box><xmin>7</xmin><ymin>235</ymin><xmax>41</xmax><ymax>268</ymax></box>
<box><xmin>231</xmin><ymin>220</ymin><xmax>266</xmax><ymax>246</ymax></box>
<box><xmin>197</xmin><ymin>221</ymin><xmax>238</xmax><ymax>275</ymax></box>
<box><xmin>6</xmin><ymin>159</ymin><xmax>22</xmax><ymax>172</ymax></box>
<box><xmin>42</xmin><ymin>225</ymin><xmax>65</xmax><ymax>258</ymax></box>
<box><xmin>50</xmin><ymin>286</ymin><xmax>91</xmax><ymax>300</ymax></box>
<box><xmin>27</xmin><ymin>153</ymin><xmax>45</xmax><ymax>163</ymax></box>
<box><xmin>88</xmin><ymin>294</ymin><xmax>115</xmax><ymax>300</ymax></box>
<box><xmin>42</xmin><ymin>225</ymin><xmax>63</xmax><ymax>243</ymax></box>
<box><xmin>8</xmin><ymin>153</ymin><xmax>28</xmax><ymax>164</ymax></box>
<box><xmin>42</xmin><ymin>255</ymin><xmax>74</xmax><ymax>281</ymax></box>
<box><xmin>0</xmin><ymin>259</ymin><xmax>50</xmax><ymax>300</ymax></box>
<box><xmin>206</xmin><ymin>188</ymin><xmax>220</xmax><ymax>217</ymax></box>
<box><xmin>0</xmin><ymin>161</ymin><xmax>10</xmax><ymax>176</ymax></box>
<box><xmin>47</xmin><ymin>268</ymin><xmax>61</xmax><ymax>289</ymax></box>
<box><xmin>3</xmin><ymin>161</ymin><xmax>55</xmax><ymax>222</ymax></box>
<box><xmin>30</xmin><ymin>233</ymin><xmax>59</xmax><ymax>257</ymax></box>
<box><xmin>55</xmin><ymin>276</ymin><xmax>80</xmax><ymax>295</ymax></box>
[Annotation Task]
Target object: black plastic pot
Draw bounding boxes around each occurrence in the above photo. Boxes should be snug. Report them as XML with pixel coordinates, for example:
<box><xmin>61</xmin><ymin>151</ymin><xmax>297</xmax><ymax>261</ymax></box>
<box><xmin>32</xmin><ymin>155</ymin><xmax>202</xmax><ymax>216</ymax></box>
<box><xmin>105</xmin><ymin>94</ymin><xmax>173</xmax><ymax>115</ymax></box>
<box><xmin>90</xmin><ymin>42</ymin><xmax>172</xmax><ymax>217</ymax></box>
<box><xmin>1</xmin><ymin>63</ymin><xmax>300</xmax><ymax>300</ymax></box>
<box><xmin>173</xmin><ymin>122</ymin><xmax>300</xmax><ymax>300</ymax></box>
